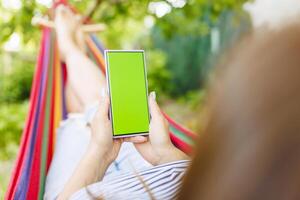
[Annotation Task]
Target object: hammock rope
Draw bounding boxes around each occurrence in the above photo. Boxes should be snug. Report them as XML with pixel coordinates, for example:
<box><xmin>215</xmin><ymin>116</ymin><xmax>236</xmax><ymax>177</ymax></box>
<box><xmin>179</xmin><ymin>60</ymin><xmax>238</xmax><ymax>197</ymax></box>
<box><xmin>5</xmin><ymin>3</ymin><xmax>197</xmax><ymax>200</ymax></box>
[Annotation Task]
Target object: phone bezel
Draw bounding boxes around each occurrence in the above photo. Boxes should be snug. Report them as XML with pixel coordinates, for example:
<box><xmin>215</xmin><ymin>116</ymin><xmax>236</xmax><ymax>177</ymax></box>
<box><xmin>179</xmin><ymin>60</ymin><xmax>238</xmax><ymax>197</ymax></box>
<box><xmin>105</xmin><ymin>50</ymin><xmax>150</xmax><ymax>138</ymax></box>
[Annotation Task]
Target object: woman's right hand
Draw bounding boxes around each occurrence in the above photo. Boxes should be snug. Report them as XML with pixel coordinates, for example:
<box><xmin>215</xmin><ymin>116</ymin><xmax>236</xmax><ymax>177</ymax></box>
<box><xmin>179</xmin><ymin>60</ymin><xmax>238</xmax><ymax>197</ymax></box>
<box><xmin>131</xmin><ymin>92</ymin><xmax>189</xmax><ymax>165</ymax></box>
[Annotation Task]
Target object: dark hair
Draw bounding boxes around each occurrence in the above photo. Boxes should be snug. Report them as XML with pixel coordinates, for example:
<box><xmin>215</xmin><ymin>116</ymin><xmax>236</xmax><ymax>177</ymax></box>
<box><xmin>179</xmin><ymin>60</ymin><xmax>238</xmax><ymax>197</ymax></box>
<box><xmin>178</xmin><ymin>24</ymin><xmax>300</xmax><ymax>200</ymax></box>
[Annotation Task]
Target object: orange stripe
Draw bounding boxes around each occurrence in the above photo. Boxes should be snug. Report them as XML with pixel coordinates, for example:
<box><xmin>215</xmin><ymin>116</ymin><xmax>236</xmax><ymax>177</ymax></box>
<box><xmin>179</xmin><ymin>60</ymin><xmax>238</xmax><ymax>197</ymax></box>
<box><xmin>86</xmin><ymin>36</ymin><xmax>106</xmax><ymax>72</ymax></box>
<box><xmin>53</xmin><ymin>42</ymin><xmax>62</xmax><ymax>151</ymax></box>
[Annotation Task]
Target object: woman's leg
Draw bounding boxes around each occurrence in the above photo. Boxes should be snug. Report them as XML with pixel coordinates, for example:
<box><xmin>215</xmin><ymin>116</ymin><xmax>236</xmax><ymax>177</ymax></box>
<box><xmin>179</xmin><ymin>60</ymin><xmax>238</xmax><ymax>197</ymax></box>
<box><xmin>55</xmin><ymin>5</ymin><xmax>105</xmax><ymax>113</ymax></box>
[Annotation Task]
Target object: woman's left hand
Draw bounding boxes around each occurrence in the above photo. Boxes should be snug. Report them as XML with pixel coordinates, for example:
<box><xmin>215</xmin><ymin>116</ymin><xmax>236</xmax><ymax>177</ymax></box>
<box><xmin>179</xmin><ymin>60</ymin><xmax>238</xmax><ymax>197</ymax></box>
<box><xmin>89</xmin><ymin>90</ymin><xmax>147</xmax><ymax>164</ymax></box>
<box><xmin>57</xmin><ymin>91</ymin><xmax>122</xmax><ymax>200</ymax></box>
<box><xmin>89</xmin><ymin>92</ymin><xmax>121</xmax><ymax>164</ymax></box>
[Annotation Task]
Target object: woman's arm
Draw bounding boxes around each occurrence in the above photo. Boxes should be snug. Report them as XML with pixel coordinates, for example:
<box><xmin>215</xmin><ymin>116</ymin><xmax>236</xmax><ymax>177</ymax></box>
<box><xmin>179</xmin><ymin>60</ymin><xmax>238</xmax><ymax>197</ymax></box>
<box><xmin>57</xmin><ymin>93</ymin><xmax>125</xmax><ymax>200</ymax></box>
<box><xmin>57</xmin><ymin>144</ymin><xmax>112</xmax><ymax>200</ymax></box>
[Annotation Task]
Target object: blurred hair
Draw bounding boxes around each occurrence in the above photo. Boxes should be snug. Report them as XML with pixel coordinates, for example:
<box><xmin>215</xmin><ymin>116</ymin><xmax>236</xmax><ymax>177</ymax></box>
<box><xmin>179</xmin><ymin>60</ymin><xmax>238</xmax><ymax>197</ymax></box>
<box><xmin>178</xmin><ymin>23</ymin><xmax>300</xmax><ymax>200</ymax></box>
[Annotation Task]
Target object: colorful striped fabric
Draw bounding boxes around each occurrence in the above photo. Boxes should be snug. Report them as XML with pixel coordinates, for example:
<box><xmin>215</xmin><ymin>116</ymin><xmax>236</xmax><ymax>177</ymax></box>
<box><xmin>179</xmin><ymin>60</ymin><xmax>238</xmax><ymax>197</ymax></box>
<box><xmin>6</xmin><ymin>29</ymin><xmax>66</xmax><ymax>200</ymax></box>
<box><xmin>5</xmin><ymin>5</ymin><xmax>197</xmax><ymax>200</ymax></box>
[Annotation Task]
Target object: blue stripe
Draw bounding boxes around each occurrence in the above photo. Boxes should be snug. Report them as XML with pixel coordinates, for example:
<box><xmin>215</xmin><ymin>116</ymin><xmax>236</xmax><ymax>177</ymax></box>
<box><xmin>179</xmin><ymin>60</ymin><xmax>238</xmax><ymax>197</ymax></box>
<box><xmin>90</xmin><ymin>34</ymin><xmax>105</xmax><ymax>54</ymax></box>
<box><xmin>61</xmin><ymin>64</ymin><xmax>68</xmax><ymax>120</ymax></box>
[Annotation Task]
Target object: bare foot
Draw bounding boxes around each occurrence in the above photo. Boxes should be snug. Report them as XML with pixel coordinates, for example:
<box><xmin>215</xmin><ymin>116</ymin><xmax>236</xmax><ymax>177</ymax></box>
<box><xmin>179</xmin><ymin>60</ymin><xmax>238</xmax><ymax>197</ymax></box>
<box><xmin>54</xmin><ymin>5</ymin><xmax>86</xmax><ymax>60</ymax></box>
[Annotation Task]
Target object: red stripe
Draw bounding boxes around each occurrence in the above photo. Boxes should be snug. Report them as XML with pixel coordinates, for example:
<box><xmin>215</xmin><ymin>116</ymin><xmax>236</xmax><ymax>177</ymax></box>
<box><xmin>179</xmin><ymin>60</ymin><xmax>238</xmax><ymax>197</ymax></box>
<box><xmin>61</xmin><ymin>63</ymin><xmax>67</xmax><ymax>85</ymax></box>
<box><xmin>170</xmin><ymin>132</ymin><xmax>193</xmax><ymax>155</ymax></box>
<box><xmin>47</xmin><ymin>48</ymin><xmax>56</xmax><ymax>172</ymax></box>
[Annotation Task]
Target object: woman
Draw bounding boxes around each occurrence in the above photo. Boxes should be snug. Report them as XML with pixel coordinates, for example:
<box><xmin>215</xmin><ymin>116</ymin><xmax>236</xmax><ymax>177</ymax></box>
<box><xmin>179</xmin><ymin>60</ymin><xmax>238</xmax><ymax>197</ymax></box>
<box><xmin>47</xmin><ymin>5</ymin><xmax>300</xmax><ymax>200</ymax></box>
<box><xmin>45</xmin><ymin>5</ymin><xmax>188</xmax><ymax>200</ymax></box>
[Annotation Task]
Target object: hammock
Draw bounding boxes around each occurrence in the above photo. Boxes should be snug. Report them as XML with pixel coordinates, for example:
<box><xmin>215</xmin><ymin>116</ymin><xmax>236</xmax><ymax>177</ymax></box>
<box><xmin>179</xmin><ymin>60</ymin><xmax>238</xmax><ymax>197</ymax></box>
<box><xmin>5</xmin><ymin>3</ymin><xmax>197</xmax><ymax>200</ymax></box>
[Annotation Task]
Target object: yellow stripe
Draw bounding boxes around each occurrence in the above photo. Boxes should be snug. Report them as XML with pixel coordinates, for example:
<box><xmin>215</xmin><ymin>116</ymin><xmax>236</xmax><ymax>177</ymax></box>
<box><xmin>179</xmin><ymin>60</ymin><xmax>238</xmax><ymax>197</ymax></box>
<box><xmin>53</xmin><ymin>42</ymin><xmax>62</xmax><ymax>150</ymax></box>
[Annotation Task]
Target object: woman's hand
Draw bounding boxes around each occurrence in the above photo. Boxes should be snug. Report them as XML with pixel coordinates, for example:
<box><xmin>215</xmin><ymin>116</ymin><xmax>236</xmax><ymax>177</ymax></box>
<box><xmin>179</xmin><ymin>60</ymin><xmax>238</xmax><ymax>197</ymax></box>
<box><xmin>89</xmin><ymin>90</ymin><xmax>121</xmax><ymax>164</ymax></box>
<box><xmin>89</xmin><ymin>90</ymin><xmax>148</xmax><ymax>164</ymax></box>
<box><xmin>132</xmin><ymin>92</ymin><xmax>189</xmax><ymax>165</ymax></box>
<box><xmin>58</xmin><ymin>90</ymin><xmax>128</xmax><ymax>200</ymax></box>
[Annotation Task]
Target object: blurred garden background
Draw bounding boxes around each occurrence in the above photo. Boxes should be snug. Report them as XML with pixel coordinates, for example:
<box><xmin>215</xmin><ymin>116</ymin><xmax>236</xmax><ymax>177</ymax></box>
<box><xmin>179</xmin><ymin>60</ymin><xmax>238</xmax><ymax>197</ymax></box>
<box><xmin>1</xmin><ymin>0</ymin><xmax>299</xmax><ymax>198</ymax></box>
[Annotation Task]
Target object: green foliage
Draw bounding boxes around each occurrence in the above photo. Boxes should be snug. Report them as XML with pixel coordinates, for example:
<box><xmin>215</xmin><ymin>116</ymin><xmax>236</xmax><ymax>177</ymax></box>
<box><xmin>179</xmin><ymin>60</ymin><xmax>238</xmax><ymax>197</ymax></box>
<box><xmin>0</xmin><ymin>0</ymin><xmax>251</xmax><ymax>46</ymax></box>
<box><xmin>0</xmin><ymin>0</ymin><xmax>47</xmax><ymax>46</ymax></box>
<box><xmin>146</xmin><ymin>50</ymin><xmax>172</xmax><ymax>94</ymax></box>
<box><xmin>0</xmin><ymin>54</ymin><xmax>34</xmax><ymax>103</ymax></box>
<box><xmin>151</xmin><ymin>28</ymin><xmax>210</xmax><ymax>96</ymax></box>
<box><xmin>178</xmin><ymin>89</ymin><xmax>206</xmax><ymax>109</ymax></box>
<box><xmin>151</xmin><ymin>10</ymin><xmax>251</xmax><ymax>96</ymax></box>
<box><xmin>157</xmin><ymin>0</ymin><xmax>251</xmax><ymax>38</ymax></box>
<box><xmin>0</xmin><ymin>0</ymin><xmax>251</xmax><ymax>98</ymax></box>
<box><xmin>0</xmin><ymin>102</ymin><xmax>28</xmax><ymax>160</ymax></box>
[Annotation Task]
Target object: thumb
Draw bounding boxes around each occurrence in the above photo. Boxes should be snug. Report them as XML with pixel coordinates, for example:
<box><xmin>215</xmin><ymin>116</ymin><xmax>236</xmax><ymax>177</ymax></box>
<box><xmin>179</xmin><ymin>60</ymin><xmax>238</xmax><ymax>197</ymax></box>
<box><xmin>149</xmin><ymin>91</ymin><xmax>163</xmax><ymax>122</ymax></box>
<box><xmin>98</xmin><ymin>88</ymin><xmax>110</xmax><ymax>120</ymax></box>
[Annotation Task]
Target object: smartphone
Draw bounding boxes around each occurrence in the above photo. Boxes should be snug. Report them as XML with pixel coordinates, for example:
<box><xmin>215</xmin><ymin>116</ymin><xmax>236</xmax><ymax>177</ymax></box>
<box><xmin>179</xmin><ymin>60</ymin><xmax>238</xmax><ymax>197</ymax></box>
<box><xmin>105</xmin><ymin>50</ymin><xmax>150</xmax><ymax>138</ymax></box>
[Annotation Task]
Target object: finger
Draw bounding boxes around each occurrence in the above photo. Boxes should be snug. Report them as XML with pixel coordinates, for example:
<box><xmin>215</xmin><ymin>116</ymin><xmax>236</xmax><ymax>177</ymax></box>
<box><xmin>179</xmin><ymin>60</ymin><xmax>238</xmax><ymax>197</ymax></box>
<box><xmin>93</xmin><ymin>88</ymin><xmax>109</xmax><ymax>121</ymax></box>
<box><xmin>96</xmin><ymin>88</ymin><xmax>110</xmax><ymax>120</ymax></box>
<box><xmin>148</xmin><ymin>91</ymin><xmax>163</xmax><ymax>121</ymax></box>
<box><xmin>124</xmin><ymin>136</ymin><xmax>148</xmax><ymax>143</ymax></box>
<box><xmin>113</xmin><ymin>138</ymin><xmax>124</xmax><ymax>144</ymax></box>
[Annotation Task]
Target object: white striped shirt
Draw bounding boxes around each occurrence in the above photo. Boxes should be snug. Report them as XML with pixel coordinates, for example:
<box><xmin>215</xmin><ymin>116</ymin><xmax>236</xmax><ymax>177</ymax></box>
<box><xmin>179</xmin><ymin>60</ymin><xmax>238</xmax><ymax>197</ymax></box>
<box><xmin>70</xmin><ymin>160</ymin><xmax>190</xmax><ymax>200</ymax></box>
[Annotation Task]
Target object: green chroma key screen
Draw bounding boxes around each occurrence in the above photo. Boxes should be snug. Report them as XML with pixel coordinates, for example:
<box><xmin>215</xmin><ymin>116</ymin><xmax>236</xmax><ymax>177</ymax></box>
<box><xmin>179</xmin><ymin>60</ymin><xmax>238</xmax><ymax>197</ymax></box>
<box><xmin>106</xmin><ymin>51</ymin><xmax>149</xmax><ymax>137</ymax></box>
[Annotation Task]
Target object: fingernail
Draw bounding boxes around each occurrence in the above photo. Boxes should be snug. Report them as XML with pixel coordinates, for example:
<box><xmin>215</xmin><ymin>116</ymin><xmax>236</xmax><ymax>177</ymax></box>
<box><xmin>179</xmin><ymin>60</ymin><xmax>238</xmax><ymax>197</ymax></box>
<box><xmin>150</xmin><ymin>91</ymin><xmax>156</xmax><ymax>100</ymax></box>
<box><xmin>101</xmin><ymin>88</ymin><xmax>106</xmax><ymax>97</ymax></box>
